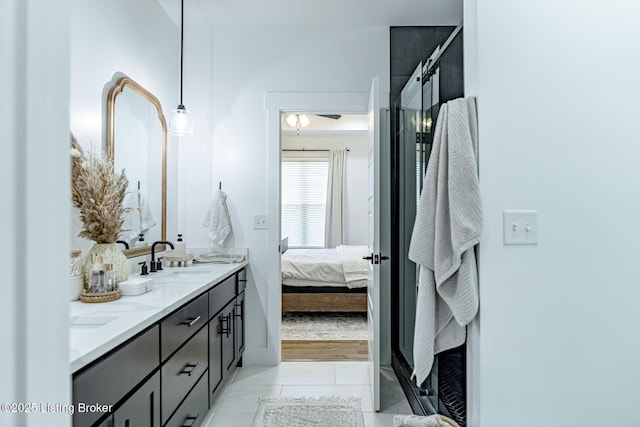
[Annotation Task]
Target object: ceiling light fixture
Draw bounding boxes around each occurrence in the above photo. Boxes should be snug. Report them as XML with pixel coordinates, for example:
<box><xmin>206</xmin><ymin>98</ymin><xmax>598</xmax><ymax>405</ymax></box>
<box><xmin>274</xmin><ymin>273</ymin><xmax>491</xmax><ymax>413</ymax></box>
<box><xmin>169</xmin><ymin>0</ymin><xmax>193</xmax><ymax>136</ymax></box>
<box><xmin>286</xmin><ymin>114</ymin><xmax>310</xmax><ymax>134</ymax></box>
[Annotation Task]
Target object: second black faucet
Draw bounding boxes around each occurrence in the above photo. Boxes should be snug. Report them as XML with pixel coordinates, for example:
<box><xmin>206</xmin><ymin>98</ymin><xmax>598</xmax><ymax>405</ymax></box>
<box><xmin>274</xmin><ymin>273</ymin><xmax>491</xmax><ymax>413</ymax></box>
<box><xmin>150</xmin><ymin>240</ymin><xmax>174</xmax><ymax>272</ymax></box>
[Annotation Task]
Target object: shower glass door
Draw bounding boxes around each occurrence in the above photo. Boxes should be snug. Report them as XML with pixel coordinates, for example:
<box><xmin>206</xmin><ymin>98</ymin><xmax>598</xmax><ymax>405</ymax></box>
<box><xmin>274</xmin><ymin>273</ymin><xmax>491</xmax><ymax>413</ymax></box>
<box><xmin>397</xmin><ymin>63</ymin><xmax>423</xmax><ymax>368</ymax></box>
<box><xmin>395</xmin><ymin>61</ymin><xmax>439</xmax><ymax>388</ymax></box>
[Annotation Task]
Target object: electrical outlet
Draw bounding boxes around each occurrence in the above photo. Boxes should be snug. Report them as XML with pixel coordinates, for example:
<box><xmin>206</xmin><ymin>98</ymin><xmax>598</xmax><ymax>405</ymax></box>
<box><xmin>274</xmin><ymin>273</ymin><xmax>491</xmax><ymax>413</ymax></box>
<box><xmin>253</xmin><ymin>214</ymin><xmax>268</xmax><ymax>230</ymax></box>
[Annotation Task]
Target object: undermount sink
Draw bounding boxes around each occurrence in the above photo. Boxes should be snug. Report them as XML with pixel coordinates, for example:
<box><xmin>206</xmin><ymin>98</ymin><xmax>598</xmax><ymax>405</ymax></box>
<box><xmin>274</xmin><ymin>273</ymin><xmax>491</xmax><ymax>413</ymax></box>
<box><xmin>164</xmin><ymin>270</ymin><xmax>214</xmax><ymax>278</ymax></box>
<box><xmin>70</xmin><ymin>315</ymin><xmax>118</xmax><ymax>328</ymax></box>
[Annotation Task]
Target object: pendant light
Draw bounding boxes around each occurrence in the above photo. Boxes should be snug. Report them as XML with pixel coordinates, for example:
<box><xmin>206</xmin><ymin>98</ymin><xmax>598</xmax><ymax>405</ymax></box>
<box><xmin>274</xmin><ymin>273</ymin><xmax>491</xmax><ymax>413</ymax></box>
<box><xmin>169</xmin><ymin>0</ymin><xmax>193</xmax><ymax>136</ymax></box>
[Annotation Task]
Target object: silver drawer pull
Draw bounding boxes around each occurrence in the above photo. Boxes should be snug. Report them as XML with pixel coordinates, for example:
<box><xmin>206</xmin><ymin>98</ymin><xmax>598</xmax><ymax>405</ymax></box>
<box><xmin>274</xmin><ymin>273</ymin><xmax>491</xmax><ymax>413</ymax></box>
<box><xmin>181</xmin><ymin>414</ymin><xmax>200</xmax><ymax>427</ymax></box>
<box><xmin>179</xmin><ymin>362</ymin><xmax>199</xmax><ymax>376</ymax></box>
<box><xmin>182</xmin><ymin>316</ymin><xmax>201</xmax><ymax>327</ymax></box>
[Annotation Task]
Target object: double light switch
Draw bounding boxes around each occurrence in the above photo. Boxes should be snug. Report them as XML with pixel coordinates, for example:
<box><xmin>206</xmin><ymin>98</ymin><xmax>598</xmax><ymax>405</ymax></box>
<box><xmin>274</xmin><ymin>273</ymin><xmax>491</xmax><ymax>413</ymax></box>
<box><xmin>503</xmin><ymin>210</ymin><xmax>539</xmax><ymax>245</ymax></box>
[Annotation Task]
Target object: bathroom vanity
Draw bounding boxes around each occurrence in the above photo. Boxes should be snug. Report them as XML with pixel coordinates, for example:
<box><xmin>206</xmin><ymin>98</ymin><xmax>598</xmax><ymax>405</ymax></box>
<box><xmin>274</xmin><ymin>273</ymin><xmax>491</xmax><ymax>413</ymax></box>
<box><xmin>69</xmin><ymin>263</ymin><xmax>247</xmax><ymax>427</ymax></box>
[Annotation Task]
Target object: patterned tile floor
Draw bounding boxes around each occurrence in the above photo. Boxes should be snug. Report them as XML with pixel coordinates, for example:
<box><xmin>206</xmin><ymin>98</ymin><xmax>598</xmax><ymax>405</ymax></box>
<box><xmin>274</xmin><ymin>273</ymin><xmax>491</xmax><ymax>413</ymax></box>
<box><xmin>202</xmin><ymin>362</ymin><xmax>413</xmax><ymax>427</ymax></box>
<box><xmin>281</xmin><ymin>313</ymin><xmax>368</xmax><ymax>340</ymax></box>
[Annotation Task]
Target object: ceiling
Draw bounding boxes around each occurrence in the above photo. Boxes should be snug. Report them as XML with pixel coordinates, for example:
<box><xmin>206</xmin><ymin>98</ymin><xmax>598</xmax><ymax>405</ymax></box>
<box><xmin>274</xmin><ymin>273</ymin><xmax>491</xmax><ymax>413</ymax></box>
<box><xmin>282</xmin><ymin>114</ymin><xmax>368</xmax><ymax>136</ymax></box>
<box><xmin>160</xmin><ymin>0</ymin><xmax>462</xmax><ymax>28</ymax></box>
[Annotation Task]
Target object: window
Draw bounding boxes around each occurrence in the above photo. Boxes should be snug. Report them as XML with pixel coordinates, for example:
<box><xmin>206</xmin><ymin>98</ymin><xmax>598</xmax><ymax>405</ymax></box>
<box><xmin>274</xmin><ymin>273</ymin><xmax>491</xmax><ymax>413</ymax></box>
<box><xmin>281</xmin><ymin>158</ymin><xmax>328</xmax><ymax>248</ymax></box>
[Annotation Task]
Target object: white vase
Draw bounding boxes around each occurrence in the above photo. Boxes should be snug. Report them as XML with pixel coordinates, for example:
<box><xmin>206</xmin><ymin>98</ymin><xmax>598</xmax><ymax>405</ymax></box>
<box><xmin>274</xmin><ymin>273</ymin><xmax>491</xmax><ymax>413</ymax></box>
<box><xmin>69</xmin><ymin>275</ymin><xmax>83</xmax><ymax>301</ymax></box>
<box><xmin>82</xmin><ymin>243</ymin><xmax>129</xmax><ymax>289</ymax></box>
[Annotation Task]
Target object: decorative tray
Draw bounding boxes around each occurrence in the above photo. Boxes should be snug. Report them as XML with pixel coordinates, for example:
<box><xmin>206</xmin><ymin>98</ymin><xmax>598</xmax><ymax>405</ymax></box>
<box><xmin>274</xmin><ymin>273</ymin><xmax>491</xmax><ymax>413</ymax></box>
<box><xmin>164</xmin><ymin>254</ymin><xmax>194</xmax><ymax>267</ymax></box>
<box><xmin>80</xmin><ymin>289</ymin><xmax>121</xmax><ymax>303</ymax></box>
<box><xmin>164</xmin><ymin>254</ymin><xmax>194</xmax><ymax>262</ymax></box>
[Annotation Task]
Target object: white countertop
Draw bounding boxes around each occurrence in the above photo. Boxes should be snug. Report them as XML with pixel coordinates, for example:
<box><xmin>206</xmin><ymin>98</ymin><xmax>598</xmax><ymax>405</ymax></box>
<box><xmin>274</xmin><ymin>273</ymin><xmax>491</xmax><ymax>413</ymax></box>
<box><xmin>69</xmin><ymin>262</ymin><xmax>247</xmax><ymax>374</ymax></box>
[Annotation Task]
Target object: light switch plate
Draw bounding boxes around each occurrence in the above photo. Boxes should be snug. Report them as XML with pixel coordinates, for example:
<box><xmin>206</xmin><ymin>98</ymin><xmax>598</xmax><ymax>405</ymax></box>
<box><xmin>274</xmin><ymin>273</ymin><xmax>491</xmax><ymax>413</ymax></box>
<box><xmin>503</xmin><ymin>210</ymin><xmax>538</xmax><ymax>245</ymax></box>
<box><xmin>253</xmin><ymin>214</ymin><xmax>268</xmax><ymax>230</ymax></box>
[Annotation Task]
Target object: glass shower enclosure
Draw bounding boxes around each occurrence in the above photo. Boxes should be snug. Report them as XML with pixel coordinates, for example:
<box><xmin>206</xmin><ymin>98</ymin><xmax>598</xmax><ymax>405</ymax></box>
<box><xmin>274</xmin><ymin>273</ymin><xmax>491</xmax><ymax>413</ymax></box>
<box><xmin>391</xmin><ymin>25</ymin><xmax>465</xmax><ymax>425</ymax></box>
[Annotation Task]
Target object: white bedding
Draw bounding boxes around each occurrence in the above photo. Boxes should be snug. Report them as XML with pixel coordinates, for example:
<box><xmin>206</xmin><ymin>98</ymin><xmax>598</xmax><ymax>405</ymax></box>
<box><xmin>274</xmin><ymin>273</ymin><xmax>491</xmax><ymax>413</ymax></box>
<box><xmin>281</xmin><ymin>245</ymin><xmax>369</xmax><ymax>289</ymax></box>
<box><xmin>282</xmin><ymin>278</ymin><xmax>368</xmax><ymax>289</ymax></box>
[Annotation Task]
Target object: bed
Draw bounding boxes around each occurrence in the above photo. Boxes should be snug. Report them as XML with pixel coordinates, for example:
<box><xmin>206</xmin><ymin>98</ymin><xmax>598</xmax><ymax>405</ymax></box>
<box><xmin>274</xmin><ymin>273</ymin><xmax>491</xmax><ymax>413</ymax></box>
<box><xmin>281</xmin><ymin>241</ymin><xmax>369</xmax><ymax>313</ymax></box>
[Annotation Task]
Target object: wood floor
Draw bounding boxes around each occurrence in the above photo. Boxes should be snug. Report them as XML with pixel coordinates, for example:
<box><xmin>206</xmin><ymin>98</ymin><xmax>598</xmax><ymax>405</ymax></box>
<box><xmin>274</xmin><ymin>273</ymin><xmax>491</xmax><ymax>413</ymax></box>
<box><xmin>281</xmin><ymin>340</ymin><xmax>368</xmax><ymax>361</ymax></box>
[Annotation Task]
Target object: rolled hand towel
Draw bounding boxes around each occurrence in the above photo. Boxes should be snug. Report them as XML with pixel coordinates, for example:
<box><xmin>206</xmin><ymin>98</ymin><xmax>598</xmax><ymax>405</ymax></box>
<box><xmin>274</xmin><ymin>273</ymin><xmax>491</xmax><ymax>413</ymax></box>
<box><xmin>393</xmin><ymin>414</ymin><xmax>460</xmax><ymax>427</ymax></box>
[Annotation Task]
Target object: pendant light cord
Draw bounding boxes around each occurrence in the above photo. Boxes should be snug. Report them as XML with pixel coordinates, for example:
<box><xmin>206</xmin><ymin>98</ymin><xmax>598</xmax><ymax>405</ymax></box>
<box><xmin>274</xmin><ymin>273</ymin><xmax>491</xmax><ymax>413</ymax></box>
<box><xmin>179</xmin><ymin>0</ymin><xmax>184</xmax><ymax>106</ymax></box>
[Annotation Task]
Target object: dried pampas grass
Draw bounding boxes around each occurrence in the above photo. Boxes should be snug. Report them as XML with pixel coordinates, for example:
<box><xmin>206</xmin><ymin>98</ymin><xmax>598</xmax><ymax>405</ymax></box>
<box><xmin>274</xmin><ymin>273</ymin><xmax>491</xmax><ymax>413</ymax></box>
<box><xmin>71</xmin><ymin>133</ymin><xmax>128</xmax><ymax>243</ymax></box>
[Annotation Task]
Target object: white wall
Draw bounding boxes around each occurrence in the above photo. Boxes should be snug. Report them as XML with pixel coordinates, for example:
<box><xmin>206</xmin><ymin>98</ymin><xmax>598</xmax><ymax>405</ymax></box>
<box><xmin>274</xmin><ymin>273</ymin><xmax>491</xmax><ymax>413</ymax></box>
<box><xmin>1</xmin><ymin>0</ymin><xmax>70</xmax><ymax>425</ymax></box>
<box><xmin>281</xmin><ymin>134</ymin><xmax>369</xmax><ymax>246</ymax></box>
<box><xmin>465</xmin><ymin>1</ymin><xmax>640</xmax><ymax>426</ymax></box>
<box><xmin>69</xmin><ymin>0</ymin><xmax>179</xmax><ymax>262</ymax></box>
<box><xmin>181</xmin><ymin>25</ymin><xmax>389</xmax><ymax>363</ymax></box>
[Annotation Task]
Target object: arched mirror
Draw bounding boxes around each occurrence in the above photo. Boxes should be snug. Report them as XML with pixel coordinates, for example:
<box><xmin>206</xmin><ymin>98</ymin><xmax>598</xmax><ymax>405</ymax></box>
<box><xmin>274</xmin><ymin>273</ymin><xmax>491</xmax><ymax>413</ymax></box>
<box><xmin>106</xmin><ymin>76</ymin><xmax>166</xmax><ymax>258</ymax></box>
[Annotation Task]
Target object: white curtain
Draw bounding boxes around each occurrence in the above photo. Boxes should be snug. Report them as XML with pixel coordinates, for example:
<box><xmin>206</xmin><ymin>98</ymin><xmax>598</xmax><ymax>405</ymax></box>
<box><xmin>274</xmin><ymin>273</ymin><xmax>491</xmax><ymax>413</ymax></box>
<box><xmin>324</xmin><ymin>149</ymin><xmax>347</xmax><ymax>247</ymax></box>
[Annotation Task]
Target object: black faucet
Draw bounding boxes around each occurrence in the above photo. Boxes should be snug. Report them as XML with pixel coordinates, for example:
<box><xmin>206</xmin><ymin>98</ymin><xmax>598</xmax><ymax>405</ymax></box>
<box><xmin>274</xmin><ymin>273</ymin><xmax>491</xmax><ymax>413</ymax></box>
<box><xmin>150</xmin><ymin>240</ymin><xmax>174</xmax><ymax>272</ymax></box>
<box><xmin>116</xmin><ymin>240</ymin><xmax>130</xmax><ymax>250</ymax></box>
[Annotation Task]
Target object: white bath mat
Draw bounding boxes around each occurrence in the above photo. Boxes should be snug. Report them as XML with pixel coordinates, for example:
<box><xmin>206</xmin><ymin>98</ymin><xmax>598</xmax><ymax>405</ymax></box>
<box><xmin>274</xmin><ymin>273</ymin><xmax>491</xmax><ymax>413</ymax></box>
<box><xmin>252</xmin><ymin>396</ymin><xmax>365</xmax><ymax>427</ymax></box>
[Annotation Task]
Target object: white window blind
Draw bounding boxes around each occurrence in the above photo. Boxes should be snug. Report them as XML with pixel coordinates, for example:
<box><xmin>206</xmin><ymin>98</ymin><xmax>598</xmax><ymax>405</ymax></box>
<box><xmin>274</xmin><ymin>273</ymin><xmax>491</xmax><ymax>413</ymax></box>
<box><xmin>281</xmin><ymin>159</ymin><xmax>328</xmax><ymax>248</ymax></box>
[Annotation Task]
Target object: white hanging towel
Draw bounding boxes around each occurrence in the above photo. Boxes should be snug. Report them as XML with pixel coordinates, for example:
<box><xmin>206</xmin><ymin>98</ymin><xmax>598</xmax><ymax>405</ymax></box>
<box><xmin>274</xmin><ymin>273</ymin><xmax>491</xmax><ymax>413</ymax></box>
<box><xmin>203</xmin><ymin>189</ymin><xmax>232</xmax><ymax>245</ymax></box>
<box><xmin>120</xmin><ymin>190</ymin><xmax>156</xmax><ymax>242</ymax></box>
<box><xmin>408</xmin><ymin>96</ymin><xmax>482</xmax><ymax>386</ymax></box>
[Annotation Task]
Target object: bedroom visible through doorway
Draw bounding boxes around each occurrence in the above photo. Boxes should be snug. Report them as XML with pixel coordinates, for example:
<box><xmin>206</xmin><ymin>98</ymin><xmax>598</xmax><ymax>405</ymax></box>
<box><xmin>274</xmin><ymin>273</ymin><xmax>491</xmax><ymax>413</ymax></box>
<box><xmin>279</xmin><ymin>112</ymin><xmax>369</xmax><ymax>362</ymax></box>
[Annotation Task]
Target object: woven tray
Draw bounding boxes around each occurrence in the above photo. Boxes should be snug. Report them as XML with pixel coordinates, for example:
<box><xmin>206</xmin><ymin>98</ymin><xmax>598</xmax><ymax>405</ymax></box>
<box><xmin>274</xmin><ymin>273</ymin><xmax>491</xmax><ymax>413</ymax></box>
<box><xmin>80</xmin><ymin>289</ymin><xmax>121</xmax><ymax>303</ymax></box>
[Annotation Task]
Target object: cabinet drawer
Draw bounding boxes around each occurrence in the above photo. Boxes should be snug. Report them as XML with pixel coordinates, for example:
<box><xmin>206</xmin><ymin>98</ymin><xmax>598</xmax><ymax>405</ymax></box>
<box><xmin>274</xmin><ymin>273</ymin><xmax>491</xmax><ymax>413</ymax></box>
<box><xmin>161</xmin><ymin>293</ymin><xmax>208</xmax><ymax>361</ymax></box>
<box><xmin>237</xmin><ymin>268</ymin><xmax>246</xmax><ymax>293</ymax></box>
<box><xmin>161</xmin><ymin>327</ymin><xmax>208</xmax><ymax>424</ymax></box>
<box><xmin>208</xmin><ymin>274</ymin><xmax>236</xmax><ymax>318</ymax></box>
<box><xmin>73</xmin><ymin>325</ymin><xmax>159</xmax><ymax>427</ymax></box>
<box><xmin>164</xmin><ymin>370</ymin><xmax>208</xmax><ymax>427</ymax></box>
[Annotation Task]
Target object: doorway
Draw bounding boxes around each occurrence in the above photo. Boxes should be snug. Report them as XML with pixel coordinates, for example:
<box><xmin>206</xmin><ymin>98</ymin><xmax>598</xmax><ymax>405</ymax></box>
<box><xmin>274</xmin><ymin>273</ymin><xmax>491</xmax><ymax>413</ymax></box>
<box><xmin>278</xmin><ymin>112</ymin><xmax>370</xmax><ymax>362</ymax></box>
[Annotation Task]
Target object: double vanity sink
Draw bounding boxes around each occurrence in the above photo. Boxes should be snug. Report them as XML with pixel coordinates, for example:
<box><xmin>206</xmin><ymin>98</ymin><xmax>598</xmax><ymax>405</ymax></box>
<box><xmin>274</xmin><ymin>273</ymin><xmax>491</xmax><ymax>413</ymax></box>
<box><xmin>70</xmin><ymin>263</ymin><xmax>248</xmax><ymax>427</ymax></box>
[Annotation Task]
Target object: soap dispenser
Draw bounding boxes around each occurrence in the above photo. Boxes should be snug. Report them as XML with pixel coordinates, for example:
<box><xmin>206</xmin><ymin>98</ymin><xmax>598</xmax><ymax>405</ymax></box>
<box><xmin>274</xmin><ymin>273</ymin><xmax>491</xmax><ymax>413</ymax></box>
<box><xmin>174</xmin><ymin>234</ymin><xmax>186</xmax><ymax>256</ymax></box>
<box><xmin>135</xmin><ymin>233</ymin><xmax>148</xmax><ymax>248</ymax></box>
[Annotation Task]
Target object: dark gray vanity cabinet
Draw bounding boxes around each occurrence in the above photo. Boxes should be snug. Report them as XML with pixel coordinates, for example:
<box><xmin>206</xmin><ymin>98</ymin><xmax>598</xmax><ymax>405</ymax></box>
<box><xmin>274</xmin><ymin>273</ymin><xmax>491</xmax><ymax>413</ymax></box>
<box><xmin>235</xmin><ymin>269</ymin><xmax>246</xmax><ymax>357</ymax></box>
<box><xmin>72</xmin><ymin>267</ymin><xmax>246</xmax><ymax>427</ymax></box>
<box><xmin>160</xmin><ymin>293</ymin><xmax>208</xmax><ymax>362</ymax></box>
<box><xmin>164</xmin><ymin>372</ymin><xmax>208</xmax><ymax>427</ymax></box>
<box><xmin>234</xmin><ymin>291</ymin><xmax>245</xmax><ymax>356</ymax></box>
<box><xmin>72</xmin><ymin>325</ymin><xmax>159</xmax><ymax>427</ymax></box>
<box><xmin>208</xmin><ymin>313</ymin><xmax>223</xmax><ymax>398</ymax></box>
<box><xmin>161</xmin><ymin>327</ymin><xmax>208</xmax><ymax>424</ymax></box>
<box><xmin>208</xmin><ymin>268</ymin><xmax>246</xmax><ymax>404</ymax></box>
<box><xmin>113</xmin><ymin>372</ymin><xmax>160</xmax><ymax>427</ymax></box>
<box><xmin>221</xmin><ymin>300</ymin><xmax>236</xmax><ymax>374</ymax></box>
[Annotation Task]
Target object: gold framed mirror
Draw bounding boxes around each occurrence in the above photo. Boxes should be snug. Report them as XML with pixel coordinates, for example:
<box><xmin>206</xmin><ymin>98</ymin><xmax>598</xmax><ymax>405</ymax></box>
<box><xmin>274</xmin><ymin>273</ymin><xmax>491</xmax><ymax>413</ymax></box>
<box><xmin>106</xmin><ymin>76</ymin><xmax>167</xmax><ymax>258</ymax></box>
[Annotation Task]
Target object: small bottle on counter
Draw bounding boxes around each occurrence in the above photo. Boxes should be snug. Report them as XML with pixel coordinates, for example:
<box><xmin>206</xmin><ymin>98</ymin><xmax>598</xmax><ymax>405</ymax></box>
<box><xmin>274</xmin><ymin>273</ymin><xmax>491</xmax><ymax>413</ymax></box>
<box><xmin>174</xmin><ymin>234</ymin><xmax>186</xmax><ymax>256</ymax></box>
<box><xmin>89</xmin><ymin>255</ymin><xmax>107</xmax><ymax>293</ymax></box>
<box><xmin>104</xmin><ymin>263</ymin><xmax>117</xmax><ymax>292</ymax></box>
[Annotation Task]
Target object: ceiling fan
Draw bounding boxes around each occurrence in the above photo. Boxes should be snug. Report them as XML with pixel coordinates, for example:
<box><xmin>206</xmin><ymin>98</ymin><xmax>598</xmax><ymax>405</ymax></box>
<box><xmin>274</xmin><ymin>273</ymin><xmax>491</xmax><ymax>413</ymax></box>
<box><xmin>315</xmin><ymin>114</ymin><xmax>342</xmax><ymax>120</ymax></box>
<box><xmin>285</xmin><ymin>113</ymin><xmax>343</xmax><ymax>133</ymax></box>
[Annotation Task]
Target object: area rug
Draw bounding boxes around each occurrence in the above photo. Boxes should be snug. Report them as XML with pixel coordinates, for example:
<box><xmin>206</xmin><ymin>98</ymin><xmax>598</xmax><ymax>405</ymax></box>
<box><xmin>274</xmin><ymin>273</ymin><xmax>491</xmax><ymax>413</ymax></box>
<box><xmin>251</xmin><ymin>396</ymin><xmax>365</xmax><ymax>427</ymax></box>
<box><xmin>281</xmin><ymin>313</ymin><xmax>368</xmax><ymax>340</ymax></box>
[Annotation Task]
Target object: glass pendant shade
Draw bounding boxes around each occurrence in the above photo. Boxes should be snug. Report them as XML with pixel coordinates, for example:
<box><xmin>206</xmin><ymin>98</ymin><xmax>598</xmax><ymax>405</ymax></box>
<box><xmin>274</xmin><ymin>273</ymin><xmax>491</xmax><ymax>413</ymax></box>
<box><xmin>169</xmin><ymin>104</ymin><xmax>193</xmax><ymax>136</ymax></box>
